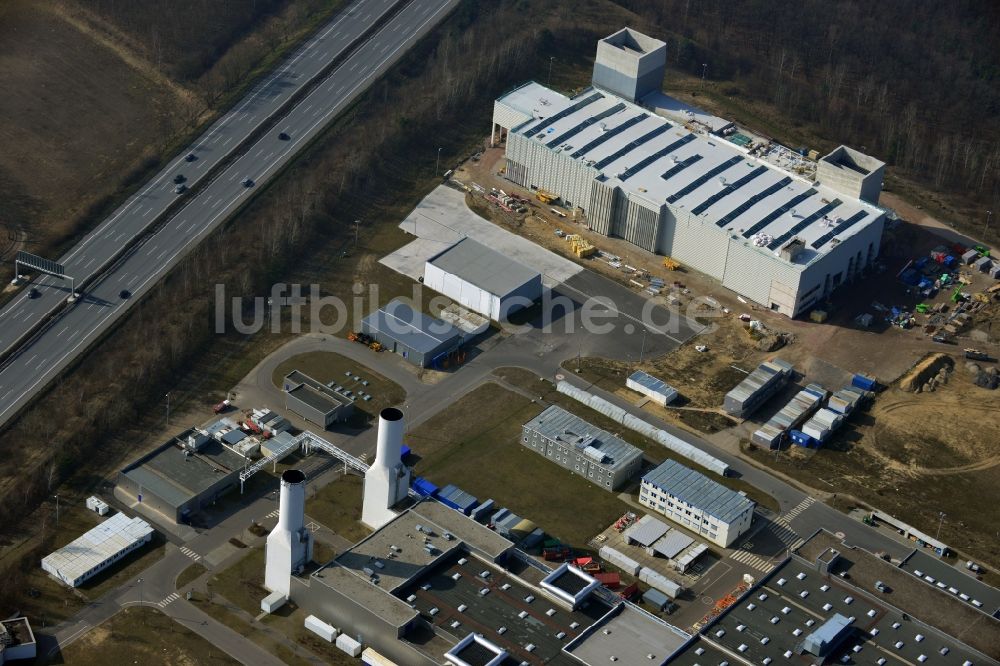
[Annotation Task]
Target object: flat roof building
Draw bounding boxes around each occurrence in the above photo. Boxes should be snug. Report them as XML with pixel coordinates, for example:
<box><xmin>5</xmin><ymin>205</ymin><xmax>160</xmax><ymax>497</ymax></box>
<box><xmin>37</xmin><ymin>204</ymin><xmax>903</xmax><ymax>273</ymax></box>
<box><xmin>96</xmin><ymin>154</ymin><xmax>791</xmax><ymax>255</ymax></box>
<box><xmin>493</xmin><ymin>29</ymin><xmax>888</xmax><ymax>318</ymax></box>
<box><xmin>116</xmin><ymin>428</ymin><xmax>247</xmax><ymax>523</ymax></box>
<box><xmin>521</xmin><ymin>405</ymin><xmax>644</xmax><ymax>491</ymax></box>
<box><xmin>0</xmin><ymin>617</ymin><xmax>36</xmax><ymax>665</ymax></box>
<box><xmin>41</xmin><ymin>513</ymin><xmax>154</xmax><ymax>587</ymax></box>
<box><xmin>639</xmin><ymin>459</ymin><xmax>755</xmax><ymax>547</ymax></box>
<box><xmin>424</xmin><ymin>237</ymin><xmax>542</xmax><ymax>321</ymax></box>
<box><xmin>898</xmin><ymin>549</ymin><xmax>1000</xmax><ymax>618</ymax></box>
<box><xmin>361</xmin><ymin>299</ymin><xmax>462</xmax><ymax>368</ymax></box>
<box><xmin>564</xmin><ymin>603</ymin><xmax>690</xmax><ymax>666</ymax></box>
<box><xmin>665</xmin><ymin>530</ymin><xmax>1000</xmax><ymax>666</ymax></box>
<box><xmin>282</xmin><ymin>370</ymin><xmax>354</xmax><ymax>428</ymax></box>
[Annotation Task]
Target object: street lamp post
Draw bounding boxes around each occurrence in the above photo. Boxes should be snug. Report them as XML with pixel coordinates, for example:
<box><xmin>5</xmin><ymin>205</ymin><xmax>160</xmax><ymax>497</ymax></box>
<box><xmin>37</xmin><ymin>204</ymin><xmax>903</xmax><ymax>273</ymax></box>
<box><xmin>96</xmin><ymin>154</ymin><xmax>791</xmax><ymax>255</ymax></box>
<box><xmin>936</xmin><ymin>511</ymin><xmax>946</xmax><ymax>541</ymax></box>
<box><xmin>435</xmin><ymin>147</ymin><xmax>442</xmax><ymax>177</ymax></box>
<box><xmin>639</xmin><ymin>328</ymin><xmax>647</xmax><ymax>365</ymax></box>
<box><xmin>53</xmin><ymin>495</ymin><xmax>59</xmax><ymax>527</ymax></box>
<box><xmin>701</xmin><ymin>63</ymin><xmax>708</xmax><ymax>86</ymax></box>
<box><xmin>137</xmin><ymin>577</ymin><xmax>144</xmax><ymax>613</ymax></box>
<box><xmin>548</xmin><ymin>56</ymin><xmax>555</xmax><ymax>86</ymax></box>
<box><xmin>986</xmin><ymin>210</ymin><xmax>993</xmax><ymax>237</ymax></box>
<box><xmin>165</xmin><ymin>393</ymin><xmax>170</xmax><ymax>426</ymax></box>
<box><xmin>354</xmin><ymin>219</ymin><xmax>360</xmax><ymax>251</ymax></box>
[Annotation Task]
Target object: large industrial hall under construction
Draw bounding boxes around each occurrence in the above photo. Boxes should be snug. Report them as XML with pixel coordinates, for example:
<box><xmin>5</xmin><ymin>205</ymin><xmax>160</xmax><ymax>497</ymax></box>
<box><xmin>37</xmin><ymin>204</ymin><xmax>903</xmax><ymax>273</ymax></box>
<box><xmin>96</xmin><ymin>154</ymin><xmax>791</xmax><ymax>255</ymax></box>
<box><xmin>491</xmin><ymin>28</ymin><xmax>889</xmax><ymax>317</ymax></box>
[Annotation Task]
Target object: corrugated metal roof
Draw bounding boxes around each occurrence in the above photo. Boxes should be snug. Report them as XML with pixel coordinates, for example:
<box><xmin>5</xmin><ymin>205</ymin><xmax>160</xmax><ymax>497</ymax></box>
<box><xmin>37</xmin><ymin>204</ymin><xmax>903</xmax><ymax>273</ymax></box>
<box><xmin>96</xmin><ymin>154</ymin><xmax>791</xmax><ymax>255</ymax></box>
<box><xmin>523</xmin><ymin>405</ymin><xmax>643</xmax><ymax>473</ymax></box>
<box><xmin>623</xmin><ymin>514</ymin><xmax>669</xmax><ymax>547</ymax></box>
<box><xmin>652</xmin><ymin>529</ymin><xmax>694</xmax><ymax>559</ymax></box>
<box><xmin>627</xmin><ymin>371</ymin><xmax>678</xmax><ymax>402</ymax></box>
<box><xmin>427</xmin><ymin>237</ymin><xmax>540</xmax><ymax>298</ymax></box>
<box><xmin>725</xmin><ymin>359</ymin><xmax>793</xmax><ymax>408</ymax></box>
<box><xmin>642</xmin><ymin>459</ymin><xmax>755</xmax><ymax>523</ymax></box>
<box><xmin>362</xmin><ymin>299</ymin><xmax>460</xmax><ymax>354</ymax></box>
<box><xmin>42</xmin><ymin>513</ymin><xmax>153</xmax><ymax>584</ymax></box>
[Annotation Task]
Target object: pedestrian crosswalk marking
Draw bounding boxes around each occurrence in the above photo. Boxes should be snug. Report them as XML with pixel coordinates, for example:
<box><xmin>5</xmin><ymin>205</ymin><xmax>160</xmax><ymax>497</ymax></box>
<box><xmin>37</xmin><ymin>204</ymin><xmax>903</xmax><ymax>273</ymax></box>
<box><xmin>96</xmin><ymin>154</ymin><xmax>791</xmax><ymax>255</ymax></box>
<box><xmin>782</xmin><ymin>497</ymin><xmax>815</xmax><ymax>522</ymax></box>
<box><xmin>729</xmin><ymin>549</ymin><xmax>775</xmax><ymax>573</ymax></box>
<box><xmin>157</xmin><ymin>592</ymin><xmax>180</xmax><ymax>608</ymax></box>
<box><xmin>265</xmin><ymin>509</ymin><xmax>279</xmax><ymax>519</ymax></box>
<box><xmin>180</xmin><ymin>546</ymin><xmax>201</xmax><ymax>561</ymax></box>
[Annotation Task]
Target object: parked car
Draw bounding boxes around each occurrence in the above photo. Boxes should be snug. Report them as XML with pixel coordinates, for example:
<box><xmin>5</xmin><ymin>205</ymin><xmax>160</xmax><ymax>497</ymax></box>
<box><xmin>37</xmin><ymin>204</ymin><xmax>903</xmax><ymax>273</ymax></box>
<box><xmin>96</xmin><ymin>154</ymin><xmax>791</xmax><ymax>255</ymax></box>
<box><xmin>278</xmin><ymin>132</ymin><xmax>290</xmax><ymax>141</ymax></box>
<box><xmin>173</xmin><ymin>174</ymin><xmax>186</xmax><ymax>184</ymax></box>
<box><xmin>119</xmin><ymin>289</ymin><xmax>131</xmax><ymax>299</ymax></box>
<box><xmin>184</xmin><ymin>152</ymin><xmax>197</xmax><ymax>162</ymax></box>
<box><xmin>241</xmin><ymin>178</ymin><xmax>254</xmax><ymax>188</ymax></box>
<box><xmin>174</xmin><ymin>184</ymin><xmax>187</xmax><ymax>194</ymax></box>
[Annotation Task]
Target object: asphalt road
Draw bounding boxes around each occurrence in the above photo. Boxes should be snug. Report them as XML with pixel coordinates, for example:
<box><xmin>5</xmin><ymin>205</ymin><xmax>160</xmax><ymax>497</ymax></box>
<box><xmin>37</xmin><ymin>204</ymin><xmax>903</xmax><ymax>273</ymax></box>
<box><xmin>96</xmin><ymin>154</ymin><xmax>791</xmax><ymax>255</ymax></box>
<box><xmin>0</xmin><ymin>0</ymin><xmax>398</xmax><ymax>350</ymax></box>
<box><xmin>0</xmin><ymin>0</ymin><xmax>460</xmax><ymax>427</ymax></box>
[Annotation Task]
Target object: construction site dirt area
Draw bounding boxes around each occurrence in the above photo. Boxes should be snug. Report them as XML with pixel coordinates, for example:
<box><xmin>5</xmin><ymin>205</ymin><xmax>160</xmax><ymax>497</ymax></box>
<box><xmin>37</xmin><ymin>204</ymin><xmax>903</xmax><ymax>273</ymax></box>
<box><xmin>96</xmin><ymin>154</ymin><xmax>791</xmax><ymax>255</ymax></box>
<box><xmin>746</xmin><ymin>373</ymin><xmax>1000</xmax><ymax>566</ymax></box>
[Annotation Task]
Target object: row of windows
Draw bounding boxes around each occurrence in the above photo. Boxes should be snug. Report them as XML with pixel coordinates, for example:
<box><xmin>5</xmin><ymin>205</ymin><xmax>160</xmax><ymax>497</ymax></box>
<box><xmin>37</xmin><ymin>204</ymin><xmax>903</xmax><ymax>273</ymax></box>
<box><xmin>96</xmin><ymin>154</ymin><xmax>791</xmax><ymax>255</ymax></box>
<box><xmin>638</xmin><ymin>495</ymin><xmax>719</xmax><ymax>541</ymax></box>
<box><xmin>641</xmin><ymin>486</ymin><xmax>722</xmax><ymax>529</ymax></box>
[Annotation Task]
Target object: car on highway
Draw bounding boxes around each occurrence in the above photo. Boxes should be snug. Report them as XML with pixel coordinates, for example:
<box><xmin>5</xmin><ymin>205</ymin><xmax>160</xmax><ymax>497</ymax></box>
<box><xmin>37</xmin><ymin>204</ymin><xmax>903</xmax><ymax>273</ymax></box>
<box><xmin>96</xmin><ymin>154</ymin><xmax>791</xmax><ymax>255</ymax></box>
<box><xmin>28</xmin><ymin>287</ymin><xmax>39</xmax><ymax>299</ymax></box>
<box><xmin>173</xmin><ymin>174</ymin><xmax>186</xmax><ymax>184</ymax></box>
<box><xmin>242</xmin><ymin>178</ymin><xmax>255</xmax><ymax>188</ymax></box>
<box><xmin>119</xmin><ymin>289</ymin><xmax>131</xmax><ymax>299</ymax></box>
<box><xmin>184</xmin><ymin>152</ymin><xmax>197</xmax><ymax>162</ymax></box>
<box><xmin>174</xmin><ymin>184</ymin><xmax>187</xmax><ymax>194</ymax></box>
<box><xmin>278</xmin><ymin>132</ymin><xmax>291</xmax><ymax>140</ymax></box>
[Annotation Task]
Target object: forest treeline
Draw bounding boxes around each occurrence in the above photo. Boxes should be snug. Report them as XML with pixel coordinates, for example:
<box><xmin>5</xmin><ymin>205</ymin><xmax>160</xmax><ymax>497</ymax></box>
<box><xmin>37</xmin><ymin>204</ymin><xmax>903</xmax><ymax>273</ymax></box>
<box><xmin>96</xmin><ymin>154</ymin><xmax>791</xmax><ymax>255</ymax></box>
<box><xmin>616</xmin><ymin>0</ymin><xmax>1000</xmax><ymax>217</ymax></box>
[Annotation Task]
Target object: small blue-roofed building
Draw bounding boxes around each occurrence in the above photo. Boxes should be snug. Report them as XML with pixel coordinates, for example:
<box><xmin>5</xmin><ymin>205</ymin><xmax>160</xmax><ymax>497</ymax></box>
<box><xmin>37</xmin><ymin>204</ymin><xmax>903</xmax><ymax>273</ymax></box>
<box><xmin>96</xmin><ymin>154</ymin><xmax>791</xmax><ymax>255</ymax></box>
<box><xmin>627</xmin><ymin>370</ymin><xmax>679</xmax><ymax>405</ymax></box>
<box><xmin>361</xmin><ymin>299</ymin><xmax>462</xmax><ymax>368</ymax></box>
<box><xmin>639</xmin><ymin>459</ymin><xmax>755</xmax><ymax>547</ymax></box>
<box><xmin>799</xmin><ymin>613</ymin><xmax>853</xmax><ymax>657</ymax></box>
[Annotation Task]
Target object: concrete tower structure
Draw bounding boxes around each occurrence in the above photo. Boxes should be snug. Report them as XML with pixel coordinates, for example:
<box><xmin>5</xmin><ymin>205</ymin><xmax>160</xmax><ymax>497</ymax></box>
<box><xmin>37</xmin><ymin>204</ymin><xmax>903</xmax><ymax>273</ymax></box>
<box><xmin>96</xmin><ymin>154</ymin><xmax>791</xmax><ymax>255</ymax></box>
<box><xmin>264</xmin><ymin>469</ymin><xmax>313</xmax><ymax>598</ymax></box>
<box><xmin>362</xmin><ymin>407</ymin><xmax>411</xmax><ymax>530</ymax></box>
<box><xmin>592</xmin><ymin>28</ymin><xmax>667</xmax><ymax>103</ymax></box>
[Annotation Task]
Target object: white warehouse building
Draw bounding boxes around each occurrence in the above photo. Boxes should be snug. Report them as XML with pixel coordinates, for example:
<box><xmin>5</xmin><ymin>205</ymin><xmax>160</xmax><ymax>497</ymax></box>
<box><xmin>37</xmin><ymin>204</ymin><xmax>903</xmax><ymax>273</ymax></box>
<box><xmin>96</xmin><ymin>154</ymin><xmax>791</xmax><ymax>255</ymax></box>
<box><xmin>639</xmin><ymin>459</ymin><xmax>754</xmax><ymax>547</ymax></box>
<box><xmin>491</xmin><ymin>30</ymin><xmax>887</xmax><ymax>318</ymax></box>
<box><xmin>423</xmin><ymin>237</ymin><xmax>542</xmax><ymax>321</ymax></box>
<box><xmin>41</xmin><ymin>513</ymin><xmax>154</xmax><ymax>587</ymax></box>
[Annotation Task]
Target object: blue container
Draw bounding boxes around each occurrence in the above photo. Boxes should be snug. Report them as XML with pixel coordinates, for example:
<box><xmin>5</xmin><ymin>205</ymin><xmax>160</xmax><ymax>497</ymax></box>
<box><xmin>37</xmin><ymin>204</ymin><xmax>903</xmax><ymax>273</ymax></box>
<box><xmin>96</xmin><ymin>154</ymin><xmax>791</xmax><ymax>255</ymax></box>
<box><xmin>472</xmin><ymin>499</ymin><xmax>495</xmax><ymax>523</ymax></box>
<box><xmin>789</xmin><ymin>429</ymin><xmax>813</xmax><ymax>447</ymax></box>
<box><xmin>412</xmin><ymin>477</ymin><xmax>439</xmax><ymax>497</ymax></box>
<box><xmin>852</xmin><ymin>374</ymin><xmax>877</xmax><ymax>391</ymax></box>
<box><xmin>401</xmin><ymin>445</ymin><xmax>411</xmax><ymax>460</ymax></box>
<box><xmin>914</xmin><ymin>257</ymin><xmax>929</xmax><ymax>270</ymax></box>
<box><xmin>944</xmin><ymin>255</ymin><xmax>957</xmax><ymax>268</ymax></box>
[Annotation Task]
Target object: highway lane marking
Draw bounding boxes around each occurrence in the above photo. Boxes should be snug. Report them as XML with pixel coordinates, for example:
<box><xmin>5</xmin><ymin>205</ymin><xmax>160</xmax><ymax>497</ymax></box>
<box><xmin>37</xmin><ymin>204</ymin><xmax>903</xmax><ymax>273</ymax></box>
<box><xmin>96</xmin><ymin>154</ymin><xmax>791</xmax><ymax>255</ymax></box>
<box><xmin>223</xmin><ymin>136</ymin><xmax>233</xmax><ymax>146</ymax></box>
<box><xmin>211</xmin><ymin>199</ymin><xmax>222</xmax><ymax>209</ymax></box>
<box><xmin>47</xmin><ymin>0</ymin><xmax>381</xmax><ymax>268</ymax></box>
<box><xmin>56</xmin><ymin>327</ymin><xmax>68</xmax><ymax>338</ymax></box>
<box><xmin>188</xmin><ymin>223</ymin><xmax>198</xmax><ymax>232</ymax></box>
<box><xmin>84</xmin><ymin>258</ymin><xmax>95</xmax><ymax>269</ymax></box>
<box><xmin>36</xmin><ymin>357</ymin><xmax>48</xmax><ymax>370</ymax></box>
<box><xmin>0</xmin><ymin>0</ymin><xmax>444</xmax><ymax>425</ymax></box>
<box><xmin>157</xmin><ymin>249</ymin><xmax>169</xmax><ymax>261</ymax></box>
<box><xmin>27</xmin><ymin>354</ymin><xmax>36</xmax><ymax>366</ymax></box>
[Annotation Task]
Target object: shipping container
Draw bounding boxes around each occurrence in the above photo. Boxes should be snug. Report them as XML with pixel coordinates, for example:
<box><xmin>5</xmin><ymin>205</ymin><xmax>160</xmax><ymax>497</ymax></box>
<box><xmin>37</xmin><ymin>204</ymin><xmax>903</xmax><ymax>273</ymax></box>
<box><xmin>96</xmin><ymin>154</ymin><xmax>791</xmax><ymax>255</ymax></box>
<box><xmin>471</xmin><ymin>499</ymin><xmax>494</xmax><ymax>523</ymax></box>
<box><xmin>362</xmin><ymin>647</ymin><xmax>400</xmax><ymax>666</ymax></box>
<box><xmin>599</xmin><ymin>545</ymin><xmax>641</xmax><ymax>576</ymax></box>
<box><xmin>638</xmin><ymin>567</ymin><xmax>683</xmax><ymax>598</ymax></box>
<box><xmin>305</xmin><ymin>615</ymin><xmax>338</xmax><ymax>642</ymax></box>
<box><xmin>789</xmin><ymin>430</ymin><xmax>814</xmax><ymax>448</ymax></box>
<box><xmin>594</xmin><ymin>572</ymin><xmax>621</xmax><ymax>588</ymax></box>
<box><xmin>411</xmin><ymin>477</ymin><xmax>438</xmax><ymax>497</ymax></box>
<box><xmin>723</xmin><ymin>359</ymin><xmax>794</xmax><ymax>418</ymax></box>
<box><xmin>336</xmin><ymin>634</ymin><xmax>362</xmax><ymax>657</ymax></box>
<box><xmin>852</xmin><ymin>374</ymin><xmax>877</xmax><ymax>391</ymax></box>
<box><xmin>643</xmin><ymin>587</ymin><xmax>672</xmax><ymax>610</ymax></box>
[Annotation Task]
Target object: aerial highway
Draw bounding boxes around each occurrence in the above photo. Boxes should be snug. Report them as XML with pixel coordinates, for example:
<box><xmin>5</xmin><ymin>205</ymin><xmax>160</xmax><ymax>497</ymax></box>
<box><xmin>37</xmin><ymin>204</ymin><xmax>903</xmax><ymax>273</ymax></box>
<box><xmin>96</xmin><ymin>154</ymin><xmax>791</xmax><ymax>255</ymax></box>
<box><xmin>0</xmin><ymin>0</ymin><xmax>400</xmax><ymax>353</ymax></box>
<box><xmin>0</xmin><ymin>0</ymin><xmax>459</xmax><ymax>426</ymax></box>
